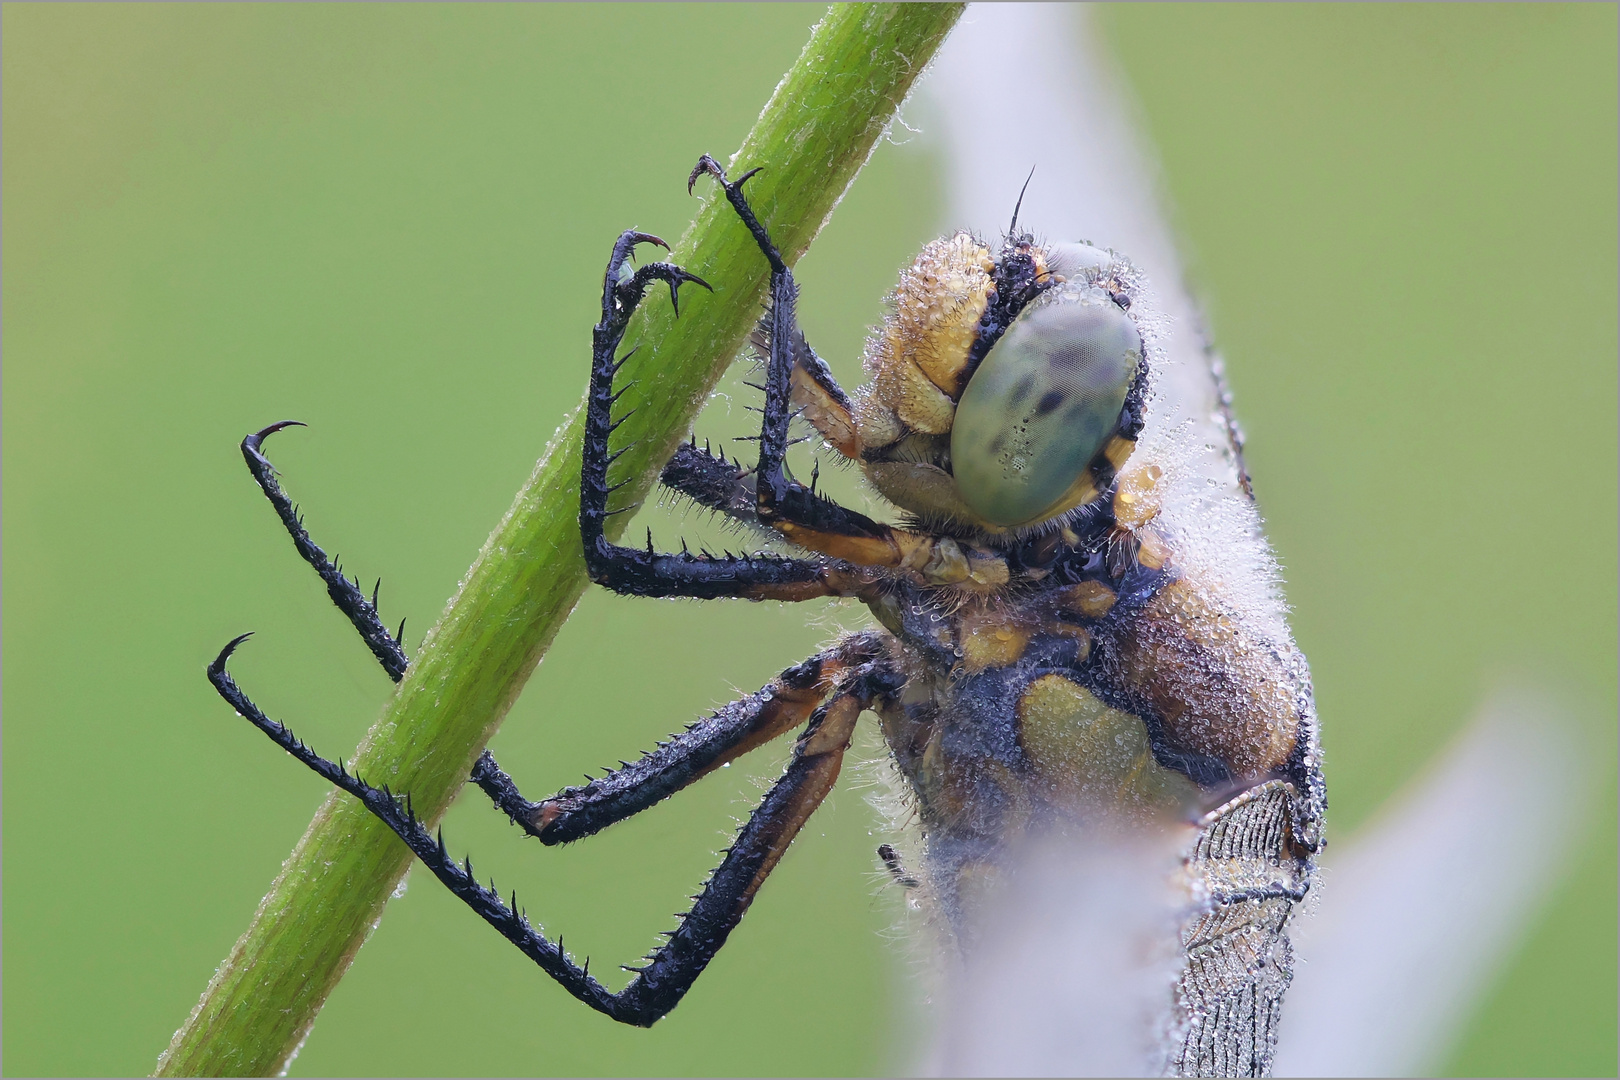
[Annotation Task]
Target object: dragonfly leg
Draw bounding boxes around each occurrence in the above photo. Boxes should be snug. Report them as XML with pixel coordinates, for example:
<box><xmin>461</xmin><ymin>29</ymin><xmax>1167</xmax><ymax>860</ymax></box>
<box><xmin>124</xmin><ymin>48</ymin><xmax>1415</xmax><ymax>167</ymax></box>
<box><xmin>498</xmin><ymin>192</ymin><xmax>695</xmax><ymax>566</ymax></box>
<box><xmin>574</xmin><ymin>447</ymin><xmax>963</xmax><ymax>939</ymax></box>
<box><xmin>581</xmin><ymin>229</ymin><xmax>860</xmax><ymax>601</ymax></box>
<box><xmin>238</xmin><ymin>421</ymin><xmax>410</xmax><ymax>682</ymax></box>
<box><xmin>472</xmin><ymin>633</ymin><xmax>887</xmax><ymax>843</ymax></box>
<box><xmin>208</xmin><ymin>632</ymin><xmax>899</xmax><ymax>1027</ymax></box>
<box><xmin>690</xmin><ymin>157</ymin><xmax>996</xmax><ymax>583</ymax></box>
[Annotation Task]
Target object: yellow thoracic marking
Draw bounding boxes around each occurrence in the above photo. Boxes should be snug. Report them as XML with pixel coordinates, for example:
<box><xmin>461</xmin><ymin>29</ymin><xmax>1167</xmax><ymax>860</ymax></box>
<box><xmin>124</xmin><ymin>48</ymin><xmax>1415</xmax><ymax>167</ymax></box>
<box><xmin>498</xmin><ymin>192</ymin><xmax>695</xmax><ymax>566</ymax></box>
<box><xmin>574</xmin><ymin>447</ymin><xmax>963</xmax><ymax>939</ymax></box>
<box><xmin>1015</xmin><ymin>674</ymin><xmax>1199</xmax><ymax>819</ymax></box>
<box><xmin>1058</xmin><ymin>580</ymin><xmax>1118</xmax><ymax>619</ymax></box>
<box><xmin>1112</xmin><ymin>461</ymin><xmax>1162</xmax><ymax>529</ymax></box>
<box><xmin>958</xmin><ymin>616</ymin><xmax>1034</xmax><ymax>674</ymax></box>
<box><xmin>1135</xmin><ymin>528</ymin><xmax>1170</xmax><ymax>570</ymax></box>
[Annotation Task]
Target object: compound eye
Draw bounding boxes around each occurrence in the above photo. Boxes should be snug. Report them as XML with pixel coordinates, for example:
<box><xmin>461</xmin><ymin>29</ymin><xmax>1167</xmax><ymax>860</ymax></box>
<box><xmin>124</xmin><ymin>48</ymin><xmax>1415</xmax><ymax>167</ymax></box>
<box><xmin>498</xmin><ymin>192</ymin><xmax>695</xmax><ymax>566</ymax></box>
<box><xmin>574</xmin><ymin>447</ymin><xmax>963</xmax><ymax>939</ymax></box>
<box><xmin>950</xmin><ymin>287</ymin><xmax>1140</xmax><ymax>528</ymax></box>
<box><xmin>1044</xmin><ymin>242</ymin><xmax>1113</xmax><ymax>280</ymax></box>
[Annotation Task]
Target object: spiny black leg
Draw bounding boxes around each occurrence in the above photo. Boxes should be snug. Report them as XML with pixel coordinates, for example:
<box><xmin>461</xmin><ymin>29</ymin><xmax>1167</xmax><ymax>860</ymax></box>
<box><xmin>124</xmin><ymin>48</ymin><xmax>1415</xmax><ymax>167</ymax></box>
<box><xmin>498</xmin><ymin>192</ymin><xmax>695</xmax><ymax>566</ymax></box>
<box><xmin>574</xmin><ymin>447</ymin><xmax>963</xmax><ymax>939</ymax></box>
<box><xmin>689</xmin><ymin>155</ymin><xmax>785</xmax><ymax>276</ymax></box>
<box><xmin>211</xmin><ymin>632</ymin><xmax>895</xmax><ymax>1027</ymax></box>
<box><xmin>689</xmin><ymin>159</ymin><xmax>907</xmax><ymax>557</ymax></box>
<box><xmin>579</xmin><ymin>229</ymin><xmax>848</xmax><ymax>601</ymax></box>
<box><xmin>208</xmin><ymin>634</ymin><xmax>619</xmax><ymax>1016</ymax></box>
<box><xmin>466</xmin><ymin>751</ymin><xmax>543</xmax><ymax>831</ymax></box>
<box><xmin>658</xmin><ymin>439</ymin><xmax>760</xmax><ymax>527</ymax></box>
<box><xmin>240</xmin><ymin>422</ymin><xmax>409</xmax><ymax>682</ymax></box>
<box><xmin>611</xmin><ymin>684</ymin><xmax>876</xmax><ymax>1021</ymax></box>
<box><xmin>472</xmin><ymin>633</ymin><xmax>885</xmax><ymax>844</ymax></box>
<box><xmin>750</xmin><ymin>305</ymin><xmax>856</xmax><ymax>433</ymax></box>
<box><xmin>688</xmin><ymin>156</ymin><xmax>793</xmax><ymax>513</ymax></box>
<box><xmin>658</xmin><ymin>438</ymin><xmax>891</xmax><ymax>545</ymax></box>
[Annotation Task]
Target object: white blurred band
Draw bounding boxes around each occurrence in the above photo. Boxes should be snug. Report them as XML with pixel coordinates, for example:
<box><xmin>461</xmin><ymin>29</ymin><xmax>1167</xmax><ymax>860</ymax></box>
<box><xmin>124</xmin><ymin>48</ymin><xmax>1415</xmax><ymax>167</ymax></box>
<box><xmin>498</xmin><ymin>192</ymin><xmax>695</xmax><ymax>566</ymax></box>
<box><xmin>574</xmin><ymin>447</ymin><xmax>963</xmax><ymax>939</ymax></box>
<box><xmin>915</xmin><ymin>6</ymin><xmax>1595</xmax><ymax>1075</ymax></box>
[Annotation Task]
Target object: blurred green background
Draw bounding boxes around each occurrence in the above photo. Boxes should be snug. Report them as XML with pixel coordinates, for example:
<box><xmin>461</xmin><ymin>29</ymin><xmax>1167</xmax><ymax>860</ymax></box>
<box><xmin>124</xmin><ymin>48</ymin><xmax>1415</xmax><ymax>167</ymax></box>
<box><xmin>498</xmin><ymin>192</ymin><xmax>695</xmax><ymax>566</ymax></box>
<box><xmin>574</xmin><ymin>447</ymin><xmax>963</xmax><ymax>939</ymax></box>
<box><xmin>3</xmin><ymin>4</ymin><xmax>1613</xmax><ymax>1076</ymax></box>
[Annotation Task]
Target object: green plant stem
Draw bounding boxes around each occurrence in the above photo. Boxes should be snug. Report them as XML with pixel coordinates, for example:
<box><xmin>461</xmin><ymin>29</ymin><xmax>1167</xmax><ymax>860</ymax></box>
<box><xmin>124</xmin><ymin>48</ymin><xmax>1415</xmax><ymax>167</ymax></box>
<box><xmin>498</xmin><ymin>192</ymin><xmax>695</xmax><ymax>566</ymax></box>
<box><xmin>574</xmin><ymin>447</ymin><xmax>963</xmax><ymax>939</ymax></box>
<box><xmin>155</xmin><ymin>4</ymin><xmax>963</xmax><ymax>1076</ymax></box>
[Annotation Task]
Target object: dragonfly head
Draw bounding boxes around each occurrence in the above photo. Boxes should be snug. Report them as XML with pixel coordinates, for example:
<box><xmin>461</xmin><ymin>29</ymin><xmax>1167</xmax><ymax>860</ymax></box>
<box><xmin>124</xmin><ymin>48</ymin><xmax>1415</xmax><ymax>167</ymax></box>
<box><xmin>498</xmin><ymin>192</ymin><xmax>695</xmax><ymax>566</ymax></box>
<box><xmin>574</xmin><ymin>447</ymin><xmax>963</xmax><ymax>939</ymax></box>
<box><xmin>854</xmin><ymin>235</ymin><xmax>1151</xmax><ymax>539</ymax></box>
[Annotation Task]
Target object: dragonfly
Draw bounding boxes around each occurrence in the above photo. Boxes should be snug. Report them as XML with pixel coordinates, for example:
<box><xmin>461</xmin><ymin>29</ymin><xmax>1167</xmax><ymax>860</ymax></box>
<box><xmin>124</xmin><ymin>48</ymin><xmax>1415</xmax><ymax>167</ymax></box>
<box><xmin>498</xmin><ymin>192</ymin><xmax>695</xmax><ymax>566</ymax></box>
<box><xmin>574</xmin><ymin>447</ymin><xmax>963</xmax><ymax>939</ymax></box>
<box><xmin>209</xmin><ymin>152</ymin><xmax>1324</xmax><ymax>1076</ymax></box>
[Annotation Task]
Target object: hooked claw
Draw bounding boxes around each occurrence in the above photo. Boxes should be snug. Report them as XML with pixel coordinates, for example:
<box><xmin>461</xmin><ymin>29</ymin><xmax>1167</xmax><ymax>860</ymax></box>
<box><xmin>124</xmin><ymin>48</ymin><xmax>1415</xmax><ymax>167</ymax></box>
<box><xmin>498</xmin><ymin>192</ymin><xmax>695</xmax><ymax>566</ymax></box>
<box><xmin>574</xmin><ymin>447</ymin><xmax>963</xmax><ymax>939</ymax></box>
<box><xmin>209</xmin><ymin>631</ymin><xmax>256</xmax><ymax>677</ymax></box>
<box><xmin>605</xmin><ymin>230</ymin><xmax>673</xmax><ymax>288</ymax></box>
<box><xmin>688</xmin><ymin>153</ymin><xmax>762</xmax><ymax>195</ymax></box>
<box><xmin>620</xmin><ymin>263</ymin><xmax>712</xmax><ymax>317</ymax></box>
<box><xmin>242</xmin><ymin>420</ymin><xmax>306</xmax><ymax>465</ymax></box>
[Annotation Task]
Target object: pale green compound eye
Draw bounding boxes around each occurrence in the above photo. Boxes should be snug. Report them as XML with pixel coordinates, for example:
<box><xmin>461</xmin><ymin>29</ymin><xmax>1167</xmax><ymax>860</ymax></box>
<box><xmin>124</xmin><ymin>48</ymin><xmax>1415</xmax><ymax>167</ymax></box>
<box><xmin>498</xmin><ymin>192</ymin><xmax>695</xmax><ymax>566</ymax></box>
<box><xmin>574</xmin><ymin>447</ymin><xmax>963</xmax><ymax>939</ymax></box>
<box><xmin>1044</xmin><ymin>242</ymin><xmax>1113</xmax><ymax>280</ymax></box>
<box><xmin>950</xmin><ymin>287</ymin><xmax>1140</xmax><ymax>527</ymax></box>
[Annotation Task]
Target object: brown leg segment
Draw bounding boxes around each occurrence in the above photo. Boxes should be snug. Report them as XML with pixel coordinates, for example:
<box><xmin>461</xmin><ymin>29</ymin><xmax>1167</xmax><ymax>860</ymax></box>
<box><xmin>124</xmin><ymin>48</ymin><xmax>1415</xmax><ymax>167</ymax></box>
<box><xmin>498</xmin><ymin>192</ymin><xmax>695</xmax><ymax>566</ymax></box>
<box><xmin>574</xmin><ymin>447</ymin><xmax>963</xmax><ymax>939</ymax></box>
<box><xmin>730</xmin><ymin>691</ymin><xmax>864</xmax><ymax>904</ymax></box>
<box><xmin>471</xmin><ymin>633</ymin><xmax>887</xmax><ymax>844</ymax></box>
<box><xmin>610</xmin><ymin>672</ymin><xmax>881</xmax><ymax>1023</ymax></box>
<box><xmin>659</xmin><ymin>440</ymin><xmax>923</xmax><ymax>568</ymax></box>
<box><xmin>751</xmin><ymin>307</ymin><xmax>862</xmax><ymax>460</ymax></box>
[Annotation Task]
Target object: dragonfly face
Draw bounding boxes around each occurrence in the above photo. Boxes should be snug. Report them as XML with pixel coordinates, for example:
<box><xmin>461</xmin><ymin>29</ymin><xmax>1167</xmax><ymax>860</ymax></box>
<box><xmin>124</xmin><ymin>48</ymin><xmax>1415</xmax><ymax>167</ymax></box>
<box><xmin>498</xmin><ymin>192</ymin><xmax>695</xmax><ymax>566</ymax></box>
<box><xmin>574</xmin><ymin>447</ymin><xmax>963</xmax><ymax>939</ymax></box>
<box><xmin>211</xmin><ymin>155</ymin><xmax>1323</xmax><ymax>1076</ymax></box>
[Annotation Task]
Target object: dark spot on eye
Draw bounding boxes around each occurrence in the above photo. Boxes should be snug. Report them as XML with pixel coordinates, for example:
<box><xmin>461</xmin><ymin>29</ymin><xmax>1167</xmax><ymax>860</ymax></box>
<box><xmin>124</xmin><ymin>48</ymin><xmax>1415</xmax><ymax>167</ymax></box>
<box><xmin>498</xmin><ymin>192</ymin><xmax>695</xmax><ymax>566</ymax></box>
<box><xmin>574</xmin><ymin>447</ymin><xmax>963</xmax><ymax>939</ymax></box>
<box><xmin>1110</xmin><ymin>291</ymin><xmax>1131</xmax><ymax>310</ymax></box>
<box><xmin>1035</xmin><ymin>390</ymin><xmax>1065</xmax><ymax>416</ymax></box>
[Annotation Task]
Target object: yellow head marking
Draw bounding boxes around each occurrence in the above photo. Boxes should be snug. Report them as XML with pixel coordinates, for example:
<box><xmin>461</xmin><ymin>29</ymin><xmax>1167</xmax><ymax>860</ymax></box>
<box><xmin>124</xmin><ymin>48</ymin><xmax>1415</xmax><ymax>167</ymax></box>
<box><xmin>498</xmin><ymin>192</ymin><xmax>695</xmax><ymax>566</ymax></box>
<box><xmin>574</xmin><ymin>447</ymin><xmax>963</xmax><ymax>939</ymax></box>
<box><xmin>1103</xmin><ymin>434</ymin><xmax>1137</xmax><ymax>471</ymax></box>
<box><xmin>864</xmin><ymin>233</ymin><xmax>994</xmax><ymax>436</ymax></box>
